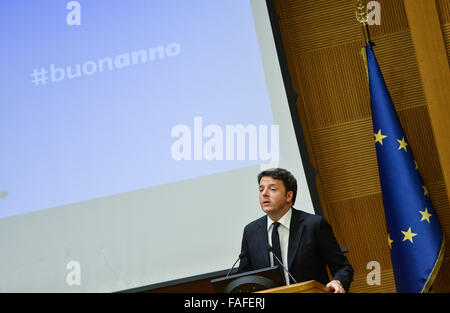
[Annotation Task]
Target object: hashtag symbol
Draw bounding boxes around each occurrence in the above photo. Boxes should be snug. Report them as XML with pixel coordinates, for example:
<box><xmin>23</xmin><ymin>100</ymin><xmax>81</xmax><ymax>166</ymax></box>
<box><xmin>30</xmin><ymin>67</ymin><xmax>49</xmax><ymax>86</ymax></box>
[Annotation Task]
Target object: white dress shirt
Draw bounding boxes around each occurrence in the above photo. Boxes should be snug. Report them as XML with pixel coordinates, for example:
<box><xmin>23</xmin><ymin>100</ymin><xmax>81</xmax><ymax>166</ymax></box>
<box><xmin>267</xmin><ymin>208</ymin><xmax>292</xmax><ymax>285</ymax></box>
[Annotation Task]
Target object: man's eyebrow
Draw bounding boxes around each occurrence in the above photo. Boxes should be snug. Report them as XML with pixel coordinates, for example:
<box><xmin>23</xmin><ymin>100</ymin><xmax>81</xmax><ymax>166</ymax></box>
<box><xmin>259</xmin><ymin>183</ymin><xmax>278</xmax><ymax>188</ymax></box>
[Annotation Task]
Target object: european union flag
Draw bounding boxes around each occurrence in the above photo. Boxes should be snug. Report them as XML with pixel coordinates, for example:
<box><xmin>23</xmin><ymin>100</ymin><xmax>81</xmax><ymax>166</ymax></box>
<box><xmin>365</xmin><ymin>42</ymin><xmax>445</xmax><ymax>293</ymax></box>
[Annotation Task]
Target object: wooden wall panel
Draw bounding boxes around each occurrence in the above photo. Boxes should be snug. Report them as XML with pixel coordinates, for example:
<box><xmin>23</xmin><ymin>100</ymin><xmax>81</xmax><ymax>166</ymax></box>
<box><xmin>442</xmin><ymin>23</ymin><xmax>450</xmax><ymax>63</ymax></box>
<box><xmin>435</xmin><ymin>0</ymin><xmax>450</xmax><ymax>64</ymax></box>
<box><xmin>310</xmin><ymin>119</ymin><xmax>379</xmax><ymax>201</ymax></box>
<box><xmin>436</xmin><ymin>0</ymin><xmax>450</xmax><ymax>23</ymax></box>
<box><xmin>433</xmin><ymin>259</ymin><xmax>450</xmax><ymax>292</ymax></box>
<box><xmin>327</xmin><ymin>194</ymin><xmax>390</xmax><ymax>268</ymax></box>
<box><xmin>397</xmin><ymin>106</ymin><xmax>443</xmax><ymax>183</ymax></box>
<box><xmin>350</xmin><ymin>269</ymin><xmax>396</xmax><ymax>293</ymax></box>
<box><xmin>370</xmin><ymin>32</ymin><xmax>427</xmax><ymax>111</ymax></box>
<box><xmin>429</xmin><ymin>182</ymin><xmax>450</xmax><ymax>259</ymax></box>
<box><xmin>366</xmin><ymin>0</ymin><xmax>409</xmax><ymax>36</ymax></box>
<box><xmin>275</xmin><ymin>0</ymin><xmax>450</xmax><ymax>293</ymax></box>
<box><xmin>404</xmin><ymin>0</ymin><xmax>450</xmax><ymax>202</ymax></box>
<box><xmin>275</xmin><ymin>0</ymin><xmax>362</xmax><ymax>55</ymax></box>
<box><xmin>327</xmin><ymin>194</ymin><xmax>397</xmax><ymax>293</ymax></box>
<box><xmin>293</xmin><ymin>42</ymin><xmax>371</xmax><ymax>129</ymax></box>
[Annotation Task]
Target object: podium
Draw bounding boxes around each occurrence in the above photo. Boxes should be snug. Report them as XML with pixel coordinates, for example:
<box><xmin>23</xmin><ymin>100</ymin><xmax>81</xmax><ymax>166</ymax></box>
<box><xmin>255</xmin><ymin>280</ymin><xmax>329</xmax><ymax>293</ymax></box>
<box><xmin>211</xmin><ymin>266</ymin><xmax>331</xmax><ymax>293</ymax></box>
<box><xmin>210</xmin><ymin>266</ymin><xmax>284</xmax><ymax>293</ymax></box>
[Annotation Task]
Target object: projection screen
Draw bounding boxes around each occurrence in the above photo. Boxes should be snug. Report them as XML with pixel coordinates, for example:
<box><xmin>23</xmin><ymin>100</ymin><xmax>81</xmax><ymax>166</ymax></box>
<box><xmin>0</xmin><ymin>0</ymin><xmax>316</xmax><ymax>292</ymax></box>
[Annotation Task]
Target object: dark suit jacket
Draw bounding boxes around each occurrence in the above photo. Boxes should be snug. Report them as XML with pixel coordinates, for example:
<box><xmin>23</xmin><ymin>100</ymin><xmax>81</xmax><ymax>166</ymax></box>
<box><xmin>237</xmin><ymin>208</ymin><xmax>353</xmax><ymax>291</ymax></box>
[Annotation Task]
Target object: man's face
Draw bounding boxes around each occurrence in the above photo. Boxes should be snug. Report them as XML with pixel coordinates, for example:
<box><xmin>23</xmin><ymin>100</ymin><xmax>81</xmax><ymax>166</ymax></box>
<box><xmin>259</xmin><ymin>176</ymin><xmax>293</xmax><ymax>217</ymax></box>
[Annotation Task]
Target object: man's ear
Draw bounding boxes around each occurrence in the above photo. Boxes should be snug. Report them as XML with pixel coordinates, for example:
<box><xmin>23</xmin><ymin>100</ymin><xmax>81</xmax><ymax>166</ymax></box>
<box><xmin>286</xmin><ymin>191</ymin><xmax>293</xmax><ymax>203</ymax></box>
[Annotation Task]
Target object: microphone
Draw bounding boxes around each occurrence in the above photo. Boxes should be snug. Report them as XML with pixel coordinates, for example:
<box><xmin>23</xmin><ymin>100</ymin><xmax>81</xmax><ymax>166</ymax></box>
<box><xmin>226</xmin><ymin>251</ymin><xmax>246</xmax><ymax>277</ymax></box>
<box><xmin>267</xmin><ymin>244</ymin><xmax>297</xmax><ymax>284</ymax></box>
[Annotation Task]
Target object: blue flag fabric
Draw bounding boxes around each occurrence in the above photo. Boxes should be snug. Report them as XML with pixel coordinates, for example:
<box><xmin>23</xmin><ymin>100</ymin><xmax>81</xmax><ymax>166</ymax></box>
<box><xmin>365</xmin><ymin>42</ymin><xmax>444</xmax><ymax>293</ymax></box>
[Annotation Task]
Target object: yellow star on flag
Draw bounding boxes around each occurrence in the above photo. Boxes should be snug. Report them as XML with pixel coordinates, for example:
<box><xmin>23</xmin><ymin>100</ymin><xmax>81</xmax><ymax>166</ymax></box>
<box><xmin>422</xmin><ymin>185</ymin><xmax>429</xmax><ymax>196</ymax></box>
<box><xmin>397</xmin><ymin>137</ymin><xmax>408</xmax><ymax>152</ymax></box>
<box><xmin>388</xmin><ymin>234</ymin><xmax>394</xmax><ymax>249</ymax></box>
<box><xmin>374</xmin><ymin>129</ymin><xmax>387</xmax><ymax>145</ymax></box>
<box><xmin>413</xmin><ymin>160</ymin><xmax>418</xmax><ymax>170</ymax></box>
<box><xmin>419</xmin><ymin>208</ymin><xmax>432</xmax><ymax>223</ymax></box>
<box><xmin>401</xmin><ymin>227</ymin><xmax>417</xmax><ymax>243</ymax></box>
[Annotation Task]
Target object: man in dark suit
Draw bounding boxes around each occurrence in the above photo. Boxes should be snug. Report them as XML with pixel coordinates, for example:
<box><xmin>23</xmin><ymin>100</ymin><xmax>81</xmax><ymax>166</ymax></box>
<box><xmin>237</xmin><ymin>168</ymin><xmax>353</xmax><ymax>293</ymax></box>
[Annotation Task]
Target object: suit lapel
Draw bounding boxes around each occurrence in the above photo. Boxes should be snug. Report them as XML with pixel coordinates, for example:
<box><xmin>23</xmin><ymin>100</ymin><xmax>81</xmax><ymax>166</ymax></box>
<box><xmin>255</xmin><ymin>216</ymin><xmax>270</xmax><ymax>267</ymax></box>
<box><xmin>288</xmin><ymin>209</ymin><xmax>305</xmax><ymax>270</ymax></box>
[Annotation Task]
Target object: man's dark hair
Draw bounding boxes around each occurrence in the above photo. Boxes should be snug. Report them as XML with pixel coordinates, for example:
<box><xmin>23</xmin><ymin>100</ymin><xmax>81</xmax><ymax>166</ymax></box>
<box><xmin>257</xmin><ymin>168</ymin><xmax>297</xmax><ymax>205</ymax></box>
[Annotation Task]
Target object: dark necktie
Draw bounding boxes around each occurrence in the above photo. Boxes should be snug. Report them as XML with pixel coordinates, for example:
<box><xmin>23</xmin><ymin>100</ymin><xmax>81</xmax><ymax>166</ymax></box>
<box><xmin>271</xmin><ymin>222</ymin><xmax>285</xmax><ymax>283</ymax></box>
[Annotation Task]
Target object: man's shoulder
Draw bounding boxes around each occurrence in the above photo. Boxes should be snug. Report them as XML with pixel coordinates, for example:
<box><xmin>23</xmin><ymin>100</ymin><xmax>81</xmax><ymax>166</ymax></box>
<box><xmin>243</xmin><ymin>215</ymin><xmax>266</xmax><ymax>231</ymax></box>
<box><xmin>293</xmin><ymin>208</ymin><xmax>325</xmax><ymax>226</ymax></box>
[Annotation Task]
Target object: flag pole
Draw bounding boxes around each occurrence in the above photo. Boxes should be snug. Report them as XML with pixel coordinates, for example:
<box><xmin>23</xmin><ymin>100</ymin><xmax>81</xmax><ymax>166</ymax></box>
<box><xmin>356</xmin><ymin>0</ymin><xmax>371</xmax><ymax>79</ymax></box>
<box><xmin>355</xmin><ymin>0</ymin><xmax>372</xmax><ymax>45</ymax></box>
